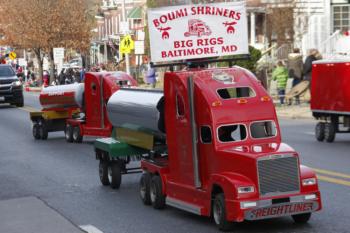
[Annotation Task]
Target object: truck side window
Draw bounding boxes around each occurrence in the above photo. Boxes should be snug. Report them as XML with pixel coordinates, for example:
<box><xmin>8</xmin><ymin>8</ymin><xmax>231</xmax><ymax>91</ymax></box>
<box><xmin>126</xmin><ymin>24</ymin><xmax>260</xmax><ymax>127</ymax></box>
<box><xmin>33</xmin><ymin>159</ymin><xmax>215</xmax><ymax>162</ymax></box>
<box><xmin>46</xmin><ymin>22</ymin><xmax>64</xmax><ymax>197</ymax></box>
<box><xmin>250</xmin><ymin>121</ymin><xmax>277</xmax><ymax>139</ymax></box>
<box><xmin>218</xmin><ymin>124</ymin><xmax>247</xmax><ymax>142</ymax></box>
<box><xmin>200</xmin><ymin>126</ymin><xmax>212</xmax><ymax>144</ymax></box>
<box><xmin>176</xmin><ymin>94</ymin><xmax>185</xmax><ymax>117</ymax></box>
<box><xmin>217</xmin><ymin>87</ymin><xmax>255</xmax><ymax>99</ymax></box>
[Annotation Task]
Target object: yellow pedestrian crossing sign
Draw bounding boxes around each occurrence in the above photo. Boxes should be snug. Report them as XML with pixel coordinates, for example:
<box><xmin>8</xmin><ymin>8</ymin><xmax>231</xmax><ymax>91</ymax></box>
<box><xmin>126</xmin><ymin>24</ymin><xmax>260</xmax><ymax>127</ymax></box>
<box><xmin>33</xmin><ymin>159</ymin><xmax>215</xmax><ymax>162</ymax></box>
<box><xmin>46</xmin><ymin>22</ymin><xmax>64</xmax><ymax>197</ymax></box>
<box><xmin>119</xmin><ymin>35</ymin><xmax>134</xmax><ymax>54</ymax></box>
<box><xmin>9</xmin><ymin>52</ymin><xmax>16</xmax><ymax>60</ymax></box>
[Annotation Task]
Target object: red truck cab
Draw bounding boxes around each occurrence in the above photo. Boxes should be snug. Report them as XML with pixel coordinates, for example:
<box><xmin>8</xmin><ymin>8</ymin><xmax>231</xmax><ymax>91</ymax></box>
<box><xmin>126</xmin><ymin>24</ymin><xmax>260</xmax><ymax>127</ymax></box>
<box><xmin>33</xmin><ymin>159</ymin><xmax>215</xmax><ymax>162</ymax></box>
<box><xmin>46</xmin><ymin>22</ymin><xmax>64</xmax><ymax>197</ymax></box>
<box><xmin>140</xmin><ymin>66</ymin><xmax>322</xmax><ymax>230</ymax></box>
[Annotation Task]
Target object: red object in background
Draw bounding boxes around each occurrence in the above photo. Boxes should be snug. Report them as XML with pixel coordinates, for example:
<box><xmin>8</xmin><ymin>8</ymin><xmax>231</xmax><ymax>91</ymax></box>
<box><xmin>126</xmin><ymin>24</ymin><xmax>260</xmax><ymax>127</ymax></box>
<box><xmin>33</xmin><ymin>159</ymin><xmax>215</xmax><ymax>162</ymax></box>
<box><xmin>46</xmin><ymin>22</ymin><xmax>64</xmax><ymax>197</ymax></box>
<box><xmin>311</xmin><ymin>61</ymin><xmax>350</xmax><ymax>114</ymax></box>
<box><xmin>344</xmin><ymin>31</ymin><xmax>350</xmax><ymax>36</ymax></box>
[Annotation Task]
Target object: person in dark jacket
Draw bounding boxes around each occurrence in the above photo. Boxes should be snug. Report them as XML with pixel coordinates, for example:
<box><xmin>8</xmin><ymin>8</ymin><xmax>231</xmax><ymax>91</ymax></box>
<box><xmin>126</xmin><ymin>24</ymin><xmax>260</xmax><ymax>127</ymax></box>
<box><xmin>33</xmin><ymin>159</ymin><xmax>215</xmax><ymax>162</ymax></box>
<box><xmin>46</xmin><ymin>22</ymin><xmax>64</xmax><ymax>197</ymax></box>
<box><xmin>303</xmin><ymin>49</ymin><xmax>319</xmax><ymax>81</ymax></box>
<box><xmin>287</xmin><ymin>48</ymin><xmax>303</xmax><ymax>104</ymax></box>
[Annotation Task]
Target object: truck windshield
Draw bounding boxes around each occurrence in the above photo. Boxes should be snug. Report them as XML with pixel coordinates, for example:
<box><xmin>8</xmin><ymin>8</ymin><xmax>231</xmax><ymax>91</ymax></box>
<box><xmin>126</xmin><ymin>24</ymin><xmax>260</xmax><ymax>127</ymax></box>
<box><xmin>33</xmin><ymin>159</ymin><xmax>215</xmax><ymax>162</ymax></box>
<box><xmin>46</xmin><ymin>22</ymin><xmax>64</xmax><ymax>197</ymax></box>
<box><xmin>250</xmin><ymin>121</ymin><xmax>277</xmax><ymax>139</ymax></box>
<box><xmin>217</xmin><ymin>124</ymin><xmax>247</xmax><ymax>142</ymax></box>
<box><xmin>217</xmin><ymin>87</ymin><xmax>255</xmax><ymax>99</ymax></box>
<box><xmin>0</xmin><ymin>66</ymin><xmax>15</xmax><ymax>77</ymax></box>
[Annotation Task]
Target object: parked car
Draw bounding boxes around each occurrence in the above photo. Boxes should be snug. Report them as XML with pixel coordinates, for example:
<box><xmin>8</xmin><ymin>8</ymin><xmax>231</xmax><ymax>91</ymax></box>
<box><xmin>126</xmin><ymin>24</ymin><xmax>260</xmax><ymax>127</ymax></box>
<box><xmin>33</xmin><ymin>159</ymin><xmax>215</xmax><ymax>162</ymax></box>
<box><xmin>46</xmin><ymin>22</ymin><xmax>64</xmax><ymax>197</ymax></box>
<box><xmin>0</xmin><ymin>64</ymin><xmax>24</xmax><ymax>107</ymax></box>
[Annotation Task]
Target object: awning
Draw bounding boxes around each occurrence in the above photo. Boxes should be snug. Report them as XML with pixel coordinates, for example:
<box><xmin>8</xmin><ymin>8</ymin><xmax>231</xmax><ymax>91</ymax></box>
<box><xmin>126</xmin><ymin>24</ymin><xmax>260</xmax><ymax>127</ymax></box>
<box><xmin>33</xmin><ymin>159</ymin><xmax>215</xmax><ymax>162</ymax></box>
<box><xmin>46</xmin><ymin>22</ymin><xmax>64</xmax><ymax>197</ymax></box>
<box><xmin>128</xmin><ymin>7</ymin><xmax>142</xmax><ymax>19</ymax></box>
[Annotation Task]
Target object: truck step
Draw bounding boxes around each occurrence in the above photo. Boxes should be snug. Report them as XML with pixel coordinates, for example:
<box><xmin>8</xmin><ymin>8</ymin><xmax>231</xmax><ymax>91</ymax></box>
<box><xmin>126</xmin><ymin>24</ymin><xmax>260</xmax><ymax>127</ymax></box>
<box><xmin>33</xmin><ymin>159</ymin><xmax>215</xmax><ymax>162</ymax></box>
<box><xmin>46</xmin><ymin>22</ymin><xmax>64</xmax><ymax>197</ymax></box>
<box><xmin>166</xmin><ymin>197</ymin><xmax>202</xmax><ymax>215</ymax></box>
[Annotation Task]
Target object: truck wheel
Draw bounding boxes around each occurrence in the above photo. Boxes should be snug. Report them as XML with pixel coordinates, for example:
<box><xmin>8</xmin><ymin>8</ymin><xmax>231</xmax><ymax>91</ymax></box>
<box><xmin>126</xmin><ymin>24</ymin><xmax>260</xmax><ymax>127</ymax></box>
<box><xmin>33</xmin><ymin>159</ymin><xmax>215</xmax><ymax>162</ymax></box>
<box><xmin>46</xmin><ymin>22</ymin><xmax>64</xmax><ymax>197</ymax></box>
<box><xmin>150</xmin><ymin>175</ymin><xmax>166</xmax><ymax>209</ymax></box>
<box><xmin>324</xmin><ymin>123</ymin><xmax>336</xmax><ymax>143</ymax></box>
<box><xmin>38</xmin><ymin>120</ymin><xmax>48</xmax><ymax>140</ymax></box>
<box><xmin>315</xmin><ymin>122</ymin><xmax>325</xmax><ymax>141</ymax></box>
<box><xmin>292</xmin><ymin>213</ymin><xmax>311</xmax><ymax>223</ymax></box>
<box><xmin>110</xmin><ymin>162</ymin><xmax>122</xmax><ymax>189</ymax></box>
<box><xmin>32</xmin><ymin>123</ymin><xmax>41</xmax><ymax>140</ymax></box>
<box><xmin>65</xmin><ymin>124</ymin><xmax>73</xmax><ymax>143</ymax></box>
<box><xmin>72</xmin><ymin>126</ymin><xmax>83</xmax><ymax>143</ymax></box>
<box><xmin>15</xmin><ymin>100</ymin><xmax>24</xmax><ymax>107</ymax></box>
<box><xmin>213</xmin><ymin>193</ymin><xmax>233</xmax><ymax>231</ymax></box>
<box><xmin>99</xmin><ymin>160</ymin><xmax>110</xmax><ymax>186</ymax></box>
<box><xmin>140</xmin><ymin>172</ymin><xmax>152</xmax><ymax>205</ymax></box>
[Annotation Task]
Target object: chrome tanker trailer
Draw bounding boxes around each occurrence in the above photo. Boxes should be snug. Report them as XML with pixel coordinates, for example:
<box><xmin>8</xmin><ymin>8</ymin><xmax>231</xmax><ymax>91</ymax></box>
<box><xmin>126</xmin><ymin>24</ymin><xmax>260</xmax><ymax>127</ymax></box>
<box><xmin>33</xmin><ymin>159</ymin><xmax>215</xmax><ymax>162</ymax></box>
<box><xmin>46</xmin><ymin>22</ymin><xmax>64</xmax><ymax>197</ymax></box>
<box><xmin>95</xmin><ymin>88</ymin><xmax>166</xmax><ymax>189</ymax></box>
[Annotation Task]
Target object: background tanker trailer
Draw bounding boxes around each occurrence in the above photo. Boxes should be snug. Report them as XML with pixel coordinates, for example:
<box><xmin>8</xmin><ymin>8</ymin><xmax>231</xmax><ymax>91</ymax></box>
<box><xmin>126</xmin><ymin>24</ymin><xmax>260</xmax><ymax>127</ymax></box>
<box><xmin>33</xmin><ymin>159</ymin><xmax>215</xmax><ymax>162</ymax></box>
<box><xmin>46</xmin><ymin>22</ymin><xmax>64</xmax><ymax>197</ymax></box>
<box><xmin>311</xmin><ymin>60</ymin><xmax>350</xmax><ymax>142</ymax></box>
<box><xmin>30</xmin><ymin>71</ymin><xmax>137</xmax><ymax>141</ymax></box>
<box><xmin>94</xmin><ymin>65</ymin><xmax>322</xmax><ymax>230</ymax></box>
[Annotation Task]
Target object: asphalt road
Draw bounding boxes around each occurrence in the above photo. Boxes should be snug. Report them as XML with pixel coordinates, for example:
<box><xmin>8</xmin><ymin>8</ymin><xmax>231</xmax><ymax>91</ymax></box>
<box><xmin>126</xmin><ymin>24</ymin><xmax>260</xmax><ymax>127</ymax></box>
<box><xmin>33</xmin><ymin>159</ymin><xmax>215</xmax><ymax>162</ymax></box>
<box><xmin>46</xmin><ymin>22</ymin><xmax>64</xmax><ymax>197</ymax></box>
<box><xmin>0</xmin><ymin>91</ymin><xmax>349</xmax><ymax>233</ymax></box>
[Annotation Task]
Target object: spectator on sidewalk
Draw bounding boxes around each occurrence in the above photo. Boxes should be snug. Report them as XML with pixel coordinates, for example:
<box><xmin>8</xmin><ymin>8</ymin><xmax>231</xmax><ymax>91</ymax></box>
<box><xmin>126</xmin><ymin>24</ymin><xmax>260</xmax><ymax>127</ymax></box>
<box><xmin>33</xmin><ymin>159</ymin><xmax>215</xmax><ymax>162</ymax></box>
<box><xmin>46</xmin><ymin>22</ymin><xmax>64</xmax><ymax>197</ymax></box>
<box><xmin>287</xmin><ymin>48</ymin><xmax>303</xmax><ymax>105</ymax></box>
<box><xmin>145</xmin><ymin>64</ymin><xmax>157</xmax><ymax>88</ymax></box>
<box><xmin>272</xmin><ymin>60</ymin><xmax>289</xmax><ymax>105</ymax></box>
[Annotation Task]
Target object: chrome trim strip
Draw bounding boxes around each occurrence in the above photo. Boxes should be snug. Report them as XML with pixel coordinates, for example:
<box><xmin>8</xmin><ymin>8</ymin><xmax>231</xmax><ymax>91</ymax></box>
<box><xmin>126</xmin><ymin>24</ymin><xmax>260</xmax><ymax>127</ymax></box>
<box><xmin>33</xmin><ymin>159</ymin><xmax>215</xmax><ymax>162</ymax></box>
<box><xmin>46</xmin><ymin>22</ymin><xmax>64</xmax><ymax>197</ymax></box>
<box><xmin>166</xmin><ymin>197</ymin><xmax>201</xmax><ymax>215</ymax></box>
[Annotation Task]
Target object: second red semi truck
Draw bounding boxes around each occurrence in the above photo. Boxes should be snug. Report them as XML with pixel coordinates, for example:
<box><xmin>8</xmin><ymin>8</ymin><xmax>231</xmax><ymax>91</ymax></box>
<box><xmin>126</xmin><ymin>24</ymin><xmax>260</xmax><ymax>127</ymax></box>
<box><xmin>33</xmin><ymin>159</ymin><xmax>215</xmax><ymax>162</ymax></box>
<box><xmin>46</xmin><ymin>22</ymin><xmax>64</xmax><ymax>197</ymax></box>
<box><xmin>30</xmin><ymin>71</ymin><xmax>137</xmax><ymax>142</ymax></box>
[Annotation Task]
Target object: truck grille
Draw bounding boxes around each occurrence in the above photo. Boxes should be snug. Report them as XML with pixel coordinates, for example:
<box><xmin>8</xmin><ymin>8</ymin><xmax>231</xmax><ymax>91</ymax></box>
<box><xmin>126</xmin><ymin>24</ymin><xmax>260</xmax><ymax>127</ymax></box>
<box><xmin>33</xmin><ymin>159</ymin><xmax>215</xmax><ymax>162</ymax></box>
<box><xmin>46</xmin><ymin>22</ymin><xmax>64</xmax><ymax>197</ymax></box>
<box><xmin>257</xmin><ymin>155</ymin><xmax>300</xmax><ymax>197</ymax></box>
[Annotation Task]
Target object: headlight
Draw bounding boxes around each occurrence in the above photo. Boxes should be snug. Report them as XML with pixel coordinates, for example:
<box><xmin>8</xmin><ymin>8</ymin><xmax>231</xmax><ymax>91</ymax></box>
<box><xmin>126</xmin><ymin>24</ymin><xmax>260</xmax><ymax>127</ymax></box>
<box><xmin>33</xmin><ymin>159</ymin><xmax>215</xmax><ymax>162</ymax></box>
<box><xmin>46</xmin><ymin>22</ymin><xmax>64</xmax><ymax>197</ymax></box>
<box><xmin>302</xmin><ymin>178</ymin><xmax>317</xmax><ymax>186</ymax></box>
<box><xmin>12</xmin><ymin>81</ymin><xmax>22</xmax><ymax>86</ymax></box>
<box><xmin>237</xmin><ymin>186</ymin><xmax>255</xmax><ymax>194</ymax></box>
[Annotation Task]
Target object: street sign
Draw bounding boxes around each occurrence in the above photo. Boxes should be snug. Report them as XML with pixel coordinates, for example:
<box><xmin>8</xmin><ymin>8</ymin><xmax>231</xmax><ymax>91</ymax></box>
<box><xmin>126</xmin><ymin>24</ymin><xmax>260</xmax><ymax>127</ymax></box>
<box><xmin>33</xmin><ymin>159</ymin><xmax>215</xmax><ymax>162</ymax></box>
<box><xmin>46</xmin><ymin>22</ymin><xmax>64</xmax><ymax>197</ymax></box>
<box><xmin>9</xmin><ymin>52</ymin><xmax>16</xmax><ymax>60</ymax></box>
<box><xmin>134</xmin><ymin>40</ymin><xmax>145</xmax><ymax>55</ymax></box>
<box><xmin>53</xmin><ymin>48</ymin><xmax>64</xmax><ymax>63</ymax></box>
<box><xmin>119</xmin><ymin>35</ymin><xmax>134</xmax><ymax>54</ymax></box>
<box><xmin>18</xmin><ymin>58</ymin><xmax>27</xmax><ymax>66</ymax></box>
<box><xmin>147</xmin><ymin>2</ymin><xmax>248</xmax><ymax>62</ymax></box>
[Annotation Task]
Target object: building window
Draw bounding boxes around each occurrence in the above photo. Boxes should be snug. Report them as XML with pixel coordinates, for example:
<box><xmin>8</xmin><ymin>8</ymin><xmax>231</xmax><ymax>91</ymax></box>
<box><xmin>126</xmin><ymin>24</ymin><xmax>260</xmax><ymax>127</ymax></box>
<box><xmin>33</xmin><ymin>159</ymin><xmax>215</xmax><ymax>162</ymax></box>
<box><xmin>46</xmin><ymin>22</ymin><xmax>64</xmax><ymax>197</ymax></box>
<box><xmin>333</xmin><ymin>5</ymin><xmax>350</xmax><ymax>32</ymax></box>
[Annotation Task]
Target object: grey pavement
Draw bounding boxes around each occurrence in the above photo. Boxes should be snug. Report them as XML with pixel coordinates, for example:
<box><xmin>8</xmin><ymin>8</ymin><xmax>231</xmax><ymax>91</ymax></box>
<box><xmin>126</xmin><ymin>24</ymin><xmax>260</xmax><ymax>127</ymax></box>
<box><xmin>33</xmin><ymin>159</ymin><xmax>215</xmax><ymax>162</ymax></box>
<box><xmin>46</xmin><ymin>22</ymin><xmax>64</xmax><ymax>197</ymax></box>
<box><xmin>0</xmin><ymin>196</ymin><xmax>84</xmax><ymax>233</ymax></box>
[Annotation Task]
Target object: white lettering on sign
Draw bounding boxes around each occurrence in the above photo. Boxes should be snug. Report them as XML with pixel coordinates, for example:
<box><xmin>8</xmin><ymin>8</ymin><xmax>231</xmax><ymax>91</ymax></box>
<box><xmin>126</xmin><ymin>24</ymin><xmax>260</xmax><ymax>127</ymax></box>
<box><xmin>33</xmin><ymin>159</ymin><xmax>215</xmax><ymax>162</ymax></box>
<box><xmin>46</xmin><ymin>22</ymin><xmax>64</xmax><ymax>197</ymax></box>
<box><xmin>147</xmin><ymin>1</ymin><xmax>248</xmax><ymax>63</ymax></box>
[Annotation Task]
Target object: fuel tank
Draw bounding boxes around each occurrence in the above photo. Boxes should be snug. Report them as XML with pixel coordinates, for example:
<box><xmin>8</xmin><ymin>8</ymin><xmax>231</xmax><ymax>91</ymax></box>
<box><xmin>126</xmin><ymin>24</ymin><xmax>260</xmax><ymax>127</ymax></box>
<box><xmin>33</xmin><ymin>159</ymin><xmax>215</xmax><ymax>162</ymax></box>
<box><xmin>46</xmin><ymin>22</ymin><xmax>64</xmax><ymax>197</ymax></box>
<box><xmin>107</xmin><ymin>89</ymin><xmax>164</xmax><ymax>133</ymax></box>
<box><xmin>39</xmin><ymin>83</ymin><xmax>84</xmax><ymax>110</ymax></box>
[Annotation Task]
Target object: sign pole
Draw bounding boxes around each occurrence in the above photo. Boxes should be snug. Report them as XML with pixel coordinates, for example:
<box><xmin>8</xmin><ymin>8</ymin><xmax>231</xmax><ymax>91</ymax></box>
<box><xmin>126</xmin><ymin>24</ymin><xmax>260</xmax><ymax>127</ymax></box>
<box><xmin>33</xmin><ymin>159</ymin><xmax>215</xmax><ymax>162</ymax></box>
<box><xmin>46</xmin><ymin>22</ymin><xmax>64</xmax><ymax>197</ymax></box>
<box><xmin>122</xmin><ymin>0</ymin><xmax>130</xmax><ymax>75</ymax></box>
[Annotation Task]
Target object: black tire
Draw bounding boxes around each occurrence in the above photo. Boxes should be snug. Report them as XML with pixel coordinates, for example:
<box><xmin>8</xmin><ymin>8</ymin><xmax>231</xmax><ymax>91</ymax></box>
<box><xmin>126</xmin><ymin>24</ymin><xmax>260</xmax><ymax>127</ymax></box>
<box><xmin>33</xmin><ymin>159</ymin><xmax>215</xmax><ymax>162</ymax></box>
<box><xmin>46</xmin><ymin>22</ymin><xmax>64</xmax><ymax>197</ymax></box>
<box><xmin>72</xmin><ymin>126</ymin><xmax>83</xmax><ymax>143</ymax></box>
<box><xmin>38</xmin><ymin>120</ymin><xmax>48</xmax><ymax>140</ymax></box>
<box><xmin>292</xmin><ymin>213</ymin><xmax>311</xmax><ymax>223</ymax></box>
<box><xmin>315</xmin><ymin>122</ymin><xmax>325</xmax><ymax>141</ymax></box>
<box><xmin>140</xmin><ymin>172</ymin><xmax>152</xmax><ymax>205</ymax></box>
<box><xmin>32</xmin><ymin>123</ymin><xmax>40</xmax><ymax>140</ymax></box>
<box><xmin>150</xmin><ymin>175</ymin><xmax>166</xmax><ymax>209</ymax></box>
<box><xmin>15</xmin><ymin>100</ymin><xmax>24</xmax><ymax>107</ymax></box>
<box><xmin>110</xmin><ymin>162</ymin><xmax>122</xmax><ymax>189</ymax></box>
<box><xmin>99</xmin><ymin>160</ymin><xmax>110</xmax><ymax>186</ymax></box>
<box><xmin>213</xmin><ymin>193</ymin><xmax>233</xmax><ymax>231</ymax></box>
<box><xmin>324</xmin><ymin>123</ymin><xmax>336</xmax><ymax>143</ymax></box>
<box><xmin>65</xmin><ymin>124</ymin><xmax>73</xmax><ymax>143</ymax></box>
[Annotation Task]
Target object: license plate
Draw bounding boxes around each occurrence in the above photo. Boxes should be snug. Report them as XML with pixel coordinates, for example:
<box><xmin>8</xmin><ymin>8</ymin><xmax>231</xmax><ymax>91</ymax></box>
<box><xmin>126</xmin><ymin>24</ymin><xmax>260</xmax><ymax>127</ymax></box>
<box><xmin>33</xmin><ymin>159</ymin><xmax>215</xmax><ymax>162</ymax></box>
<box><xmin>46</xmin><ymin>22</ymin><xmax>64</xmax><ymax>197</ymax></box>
<box><xmin>0</xmin><ymin>96</ymin><xmax>4</xmax><ymax>101</ymax></box>
<box><xmin>245</xmin><ymin>202</ymin><xmax>318</xmax><ymax>220</ymax></box>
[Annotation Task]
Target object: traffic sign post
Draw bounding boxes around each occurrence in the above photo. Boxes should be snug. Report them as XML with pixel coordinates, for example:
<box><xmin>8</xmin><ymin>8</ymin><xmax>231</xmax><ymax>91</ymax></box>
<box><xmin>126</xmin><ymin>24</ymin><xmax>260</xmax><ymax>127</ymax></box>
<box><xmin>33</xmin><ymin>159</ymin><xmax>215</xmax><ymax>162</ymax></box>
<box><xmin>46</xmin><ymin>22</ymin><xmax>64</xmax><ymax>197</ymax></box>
<box><xmin>9</xmin><ymin>52</ymin><xmax>16</xmax><ymax>60</ymax></box>
<box><xmin>119</xmin><ymin>35</ymin><xmax>134</xmax><ymax>54</ymax></box>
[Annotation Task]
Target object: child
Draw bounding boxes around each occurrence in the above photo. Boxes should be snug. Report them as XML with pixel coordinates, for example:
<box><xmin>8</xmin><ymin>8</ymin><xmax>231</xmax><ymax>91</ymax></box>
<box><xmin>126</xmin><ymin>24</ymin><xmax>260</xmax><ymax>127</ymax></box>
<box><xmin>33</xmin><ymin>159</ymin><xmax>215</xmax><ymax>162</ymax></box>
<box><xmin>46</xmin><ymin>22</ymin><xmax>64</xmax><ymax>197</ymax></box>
<box><xmin>272</xmin><ymin>61</ymin><xmax>289</xmax><ymax>105</ymax></box>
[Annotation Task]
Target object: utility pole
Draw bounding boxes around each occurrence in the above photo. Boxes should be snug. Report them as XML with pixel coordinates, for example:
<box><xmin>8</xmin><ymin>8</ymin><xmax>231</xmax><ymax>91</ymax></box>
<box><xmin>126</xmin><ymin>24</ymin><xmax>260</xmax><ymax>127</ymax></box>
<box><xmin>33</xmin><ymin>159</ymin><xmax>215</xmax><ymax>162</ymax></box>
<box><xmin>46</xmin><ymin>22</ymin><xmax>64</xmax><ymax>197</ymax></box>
<box><xmin>122</xmin><ymin>0</ymin><xmax>130</xmax><ymax>75</ymax></box>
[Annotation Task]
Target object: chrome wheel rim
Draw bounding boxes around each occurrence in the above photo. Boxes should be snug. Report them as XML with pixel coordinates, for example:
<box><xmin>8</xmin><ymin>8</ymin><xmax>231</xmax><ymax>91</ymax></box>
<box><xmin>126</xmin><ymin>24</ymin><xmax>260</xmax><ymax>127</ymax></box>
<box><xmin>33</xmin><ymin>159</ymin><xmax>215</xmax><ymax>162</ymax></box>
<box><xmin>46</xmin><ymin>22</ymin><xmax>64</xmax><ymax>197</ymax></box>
<box><xmin>150</xmin><ymin>182</ymin><xmax>156</xmax><ymax>203</ymax></box>
<box><xmin>213</xmin><ymin>201</ymin><xmax>222</xmax><ymax>225</ymax></box>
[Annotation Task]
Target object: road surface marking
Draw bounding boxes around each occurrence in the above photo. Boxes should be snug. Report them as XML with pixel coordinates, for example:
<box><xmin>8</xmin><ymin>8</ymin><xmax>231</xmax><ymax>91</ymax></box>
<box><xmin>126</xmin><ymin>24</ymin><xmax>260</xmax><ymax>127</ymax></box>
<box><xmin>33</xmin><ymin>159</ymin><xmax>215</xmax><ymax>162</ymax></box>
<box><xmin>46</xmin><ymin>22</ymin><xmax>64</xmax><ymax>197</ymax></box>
<box><xmin>312</xmin><ymin>168</ymin><xmax>350</xmax><ymax>180</ymax></box>
<box><xmin>80</xmin><ymin>225</ymin><xmax>104</xmax><ymax>233</ymax></box>
<box><xmin>19</xmin><ymin>106</ymin><xmax>38</xmax><ymax>112</ymax></box>
<box><xmin>317</xmin><ymin>175</ymin><xmax>350</xmax><ymax>187</ymax></box>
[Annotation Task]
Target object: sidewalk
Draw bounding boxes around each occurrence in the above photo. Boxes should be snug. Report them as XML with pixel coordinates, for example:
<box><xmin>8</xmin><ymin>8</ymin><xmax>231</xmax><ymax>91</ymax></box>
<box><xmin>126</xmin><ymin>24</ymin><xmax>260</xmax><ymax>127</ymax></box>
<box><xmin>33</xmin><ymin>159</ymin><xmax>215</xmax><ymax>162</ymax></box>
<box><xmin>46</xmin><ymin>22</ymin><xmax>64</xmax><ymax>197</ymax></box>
<box><xmin>0</xmin><ymin>196</ymin><xmax>84</xmax><ymax>233</ymax></box>
<box><xmin>275</xmin><ymin>103</ymin><xmax>313</xmax><ymax>119</ymax></box>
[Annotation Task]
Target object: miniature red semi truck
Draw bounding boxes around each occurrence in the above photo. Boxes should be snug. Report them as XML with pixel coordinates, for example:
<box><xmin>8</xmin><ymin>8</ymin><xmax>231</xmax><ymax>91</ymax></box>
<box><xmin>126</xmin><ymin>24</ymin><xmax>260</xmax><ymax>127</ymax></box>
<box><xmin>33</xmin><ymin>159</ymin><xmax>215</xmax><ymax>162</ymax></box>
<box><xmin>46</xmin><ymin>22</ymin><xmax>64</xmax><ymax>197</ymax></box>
<box><xmin>30</xmin><ymin>71</ymin><xmax>137</xmax><ymax>142</ymax></box>
<box><xmin>311</xmin><ymin>60</ymin><xmax>350</xmax><ymax>142</ymax></box>
<box><xmin>94</xmin><ymin>64</ymin><xmax>322</xmax><ymax>230</ymax></box>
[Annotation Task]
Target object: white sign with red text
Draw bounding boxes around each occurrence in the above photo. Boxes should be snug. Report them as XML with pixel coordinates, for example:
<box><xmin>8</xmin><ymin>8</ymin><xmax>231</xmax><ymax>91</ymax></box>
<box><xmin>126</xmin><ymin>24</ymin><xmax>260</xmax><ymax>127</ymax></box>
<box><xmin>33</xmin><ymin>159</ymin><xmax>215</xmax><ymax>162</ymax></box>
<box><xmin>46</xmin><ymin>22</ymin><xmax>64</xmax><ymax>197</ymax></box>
<box><xmin>147</xmin><ymin>2</ymin><xmax>248</xmax><ymax>63</ymax></box>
